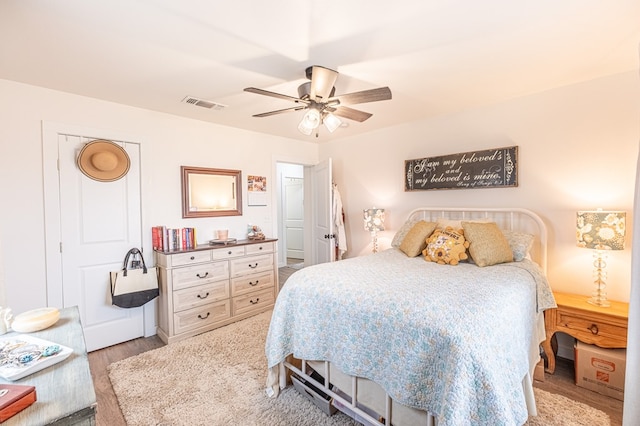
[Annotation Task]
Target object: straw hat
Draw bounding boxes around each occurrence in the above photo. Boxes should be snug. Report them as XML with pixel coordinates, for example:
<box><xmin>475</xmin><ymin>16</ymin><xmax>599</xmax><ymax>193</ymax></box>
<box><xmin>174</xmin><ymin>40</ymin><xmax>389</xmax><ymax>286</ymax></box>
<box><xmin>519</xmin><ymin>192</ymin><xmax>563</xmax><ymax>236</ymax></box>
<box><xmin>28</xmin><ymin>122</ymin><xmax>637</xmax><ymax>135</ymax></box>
<box><xmin>77</xmin><ymin>140</ymin><xmax>130</xmax><ymax>182</ymax></box>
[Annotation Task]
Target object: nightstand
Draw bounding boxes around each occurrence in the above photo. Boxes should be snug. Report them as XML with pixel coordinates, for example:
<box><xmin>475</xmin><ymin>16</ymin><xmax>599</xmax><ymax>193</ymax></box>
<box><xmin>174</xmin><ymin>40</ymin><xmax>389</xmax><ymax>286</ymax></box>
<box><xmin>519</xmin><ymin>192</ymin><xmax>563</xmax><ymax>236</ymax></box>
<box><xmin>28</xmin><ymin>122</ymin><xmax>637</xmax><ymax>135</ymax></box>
<box><xmin>542</xmin><ymin>292</ymin><xmax>629</xmax><ymax>374</ymax></box>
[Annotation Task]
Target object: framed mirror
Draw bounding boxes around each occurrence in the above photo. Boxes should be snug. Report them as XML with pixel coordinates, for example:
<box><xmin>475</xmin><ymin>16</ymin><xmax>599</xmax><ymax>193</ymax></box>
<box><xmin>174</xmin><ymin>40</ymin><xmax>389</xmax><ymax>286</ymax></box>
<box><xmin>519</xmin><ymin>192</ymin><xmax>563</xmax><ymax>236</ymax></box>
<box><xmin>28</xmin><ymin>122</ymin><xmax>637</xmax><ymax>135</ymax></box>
<box><xmin>181</xmin><ymin>166</ymin><xmax>242</xmax><ymax>218</ymax></box>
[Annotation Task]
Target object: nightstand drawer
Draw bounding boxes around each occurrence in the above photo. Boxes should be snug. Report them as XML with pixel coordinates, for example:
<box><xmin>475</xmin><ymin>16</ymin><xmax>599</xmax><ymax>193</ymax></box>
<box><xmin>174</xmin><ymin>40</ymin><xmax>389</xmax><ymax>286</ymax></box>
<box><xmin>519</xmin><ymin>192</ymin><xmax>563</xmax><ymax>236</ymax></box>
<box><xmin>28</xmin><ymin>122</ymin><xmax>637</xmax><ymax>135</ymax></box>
<box><xmin>557</xmin><ymin>312</ymin><xmax>627</xmax><ymax>347</ymax></box>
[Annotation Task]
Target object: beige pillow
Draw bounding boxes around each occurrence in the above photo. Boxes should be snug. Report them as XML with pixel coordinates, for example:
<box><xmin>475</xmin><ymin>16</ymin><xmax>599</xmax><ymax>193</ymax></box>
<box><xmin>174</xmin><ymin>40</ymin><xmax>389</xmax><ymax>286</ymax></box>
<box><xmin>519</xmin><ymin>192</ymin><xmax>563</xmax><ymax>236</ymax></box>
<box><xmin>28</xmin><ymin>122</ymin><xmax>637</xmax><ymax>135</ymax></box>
<box><xmin>399</xmin><ymin>221</ymin><xmax>437</xmax><ymax>257</ymax></box>
<box><xmin>391</xmin><ymin>218</ymin><xmax>421</xmax><ymax>248</ymax></box>
<box><xmin>462</xmin><ymin>221</ymin><xmax>513</xmax><ymax>267</ymax></box>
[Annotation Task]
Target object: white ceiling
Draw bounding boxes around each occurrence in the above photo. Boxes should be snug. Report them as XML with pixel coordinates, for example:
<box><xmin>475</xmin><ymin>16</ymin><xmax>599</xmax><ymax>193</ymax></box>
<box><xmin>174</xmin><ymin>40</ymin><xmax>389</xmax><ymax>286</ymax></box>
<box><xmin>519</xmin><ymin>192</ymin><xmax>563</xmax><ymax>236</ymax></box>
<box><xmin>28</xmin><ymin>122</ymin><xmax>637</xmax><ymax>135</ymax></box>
<box><xmin>1</xmin><ymin>1</ymin><xmax>639</xmax><ymax>142</ymax></box>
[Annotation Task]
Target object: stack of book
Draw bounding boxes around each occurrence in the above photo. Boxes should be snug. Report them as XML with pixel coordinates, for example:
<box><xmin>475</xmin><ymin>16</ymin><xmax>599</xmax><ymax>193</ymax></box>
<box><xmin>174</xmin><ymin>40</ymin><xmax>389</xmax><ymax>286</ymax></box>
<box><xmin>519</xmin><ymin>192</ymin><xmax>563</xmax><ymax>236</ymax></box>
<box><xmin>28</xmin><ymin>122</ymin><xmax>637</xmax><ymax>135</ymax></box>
<box><xmin>152</xmin><ymin>226</ymin><xmax>197</xmax><ymax>251</ymax></box>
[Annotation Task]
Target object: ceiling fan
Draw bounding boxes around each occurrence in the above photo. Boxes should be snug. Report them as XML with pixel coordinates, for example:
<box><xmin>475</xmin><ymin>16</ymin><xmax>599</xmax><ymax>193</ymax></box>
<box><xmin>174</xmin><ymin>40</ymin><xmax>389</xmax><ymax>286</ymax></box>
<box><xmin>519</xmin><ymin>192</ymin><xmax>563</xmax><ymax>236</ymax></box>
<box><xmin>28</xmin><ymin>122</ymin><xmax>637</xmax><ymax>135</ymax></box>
<box><xmin>244</xmin><ymin>65</ymin><xmax>392</xmax><ymax>136</ymax></box>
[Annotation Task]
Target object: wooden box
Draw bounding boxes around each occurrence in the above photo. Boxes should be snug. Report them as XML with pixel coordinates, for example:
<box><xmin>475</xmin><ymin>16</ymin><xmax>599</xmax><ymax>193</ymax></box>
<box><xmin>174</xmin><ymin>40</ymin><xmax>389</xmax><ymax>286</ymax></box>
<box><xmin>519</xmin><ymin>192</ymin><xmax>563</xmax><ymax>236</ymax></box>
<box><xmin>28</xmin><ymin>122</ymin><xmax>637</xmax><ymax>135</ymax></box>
<box><xmin>0</xmin><ymin>384</ymin><xmax>37</xmax><ymax>423</ymax></box>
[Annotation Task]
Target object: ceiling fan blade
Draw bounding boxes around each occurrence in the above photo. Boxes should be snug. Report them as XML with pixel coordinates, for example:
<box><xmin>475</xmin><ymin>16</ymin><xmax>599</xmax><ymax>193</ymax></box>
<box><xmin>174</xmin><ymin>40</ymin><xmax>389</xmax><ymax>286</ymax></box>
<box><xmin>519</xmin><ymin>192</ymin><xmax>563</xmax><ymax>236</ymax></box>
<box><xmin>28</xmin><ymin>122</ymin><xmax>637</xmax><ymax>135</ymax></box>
<box><xmin>329</xmin><ymin>86</ymin><xmax>392</xmax><ymax>106</ymax></box>
<box><xmin>308</xmin><ymin>66</ymin><xmax>339</xmax><ymax>101</ymax></box>
<box><xmin>330</xmin><ymin>106</ymin><xmax>373</xmax><ymax>122</ymax></box>
<box><xmin>252</xmin><ymin>105</ymin><xmax>308</xmax><ymax>118</ymax></box>
<box><xmin>244</xmin><ymin>87</ymin><xmax>306</xmax><ymax>104</ymax></box>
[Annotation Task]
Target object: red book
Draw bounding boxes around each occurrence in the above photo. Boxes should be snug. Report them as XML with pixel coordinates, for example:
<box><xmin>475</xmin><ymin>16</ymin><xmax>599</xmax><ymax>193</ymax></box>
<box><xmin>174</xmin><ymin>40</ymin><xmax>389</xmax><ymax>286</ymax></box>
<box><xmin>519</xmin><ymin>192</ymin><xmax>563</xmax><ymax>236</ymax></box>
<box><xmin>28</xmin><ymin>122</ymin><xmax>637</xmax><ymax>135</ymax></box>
<box><xmin>152</xmin><ymin>226</ymin><xmax>159</xmax><ymax>250</ymax></box>
<box><xmin>0</xmin><ymin>384</ymin><xmax>37</xmax><ymax>422</ymax></box>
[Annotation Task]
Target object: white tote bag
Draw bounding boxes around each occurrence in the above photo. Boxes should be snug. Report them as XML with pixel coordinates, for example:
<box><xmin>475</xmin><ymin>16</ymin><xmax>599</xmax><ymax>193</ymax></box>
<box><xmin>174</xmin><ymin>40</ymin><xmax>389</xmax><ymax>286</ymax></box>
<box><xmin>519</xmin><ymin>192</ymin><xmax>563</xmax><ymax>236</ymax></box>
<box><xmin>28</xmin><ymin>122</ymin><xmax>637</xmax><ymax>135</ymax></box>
<box><xmin>110</xmin><ymin>248</ymin><xmax>159</xmax><ymax>308</ymax></box>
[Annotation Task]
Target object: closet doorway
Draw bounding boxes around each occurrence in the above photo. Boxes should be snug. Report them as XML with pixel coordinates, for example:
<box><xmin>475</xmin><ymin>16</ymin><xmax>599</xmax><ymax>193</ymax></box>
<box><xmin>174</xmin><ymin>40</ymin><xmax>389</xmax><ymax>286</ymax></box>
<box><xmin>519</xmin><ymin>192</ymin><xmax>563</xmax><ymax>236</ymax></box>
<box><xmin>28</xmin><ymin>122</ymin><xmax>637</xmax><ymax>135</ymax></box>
<box><xmin>277</xmin><ymin>163</ymin><xmax>305</xmax><ymax>268</ymax></box>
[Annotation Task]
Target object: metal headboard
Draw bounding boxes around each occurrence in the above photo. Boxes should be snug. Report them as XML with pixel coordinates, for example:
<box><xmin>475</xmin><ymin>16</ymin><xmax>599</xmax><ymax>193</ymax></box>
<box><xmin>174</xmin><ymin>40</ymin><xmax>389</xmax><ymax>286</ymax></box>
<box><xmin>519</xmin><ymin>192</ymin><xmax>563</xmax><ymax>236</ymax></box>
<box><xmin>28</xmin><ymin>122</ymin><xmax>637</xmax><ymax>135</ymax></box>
<box><xmin>406</xmin><ymin>207</ymin><xmax>548</xmax><ymax>273</ymax></box>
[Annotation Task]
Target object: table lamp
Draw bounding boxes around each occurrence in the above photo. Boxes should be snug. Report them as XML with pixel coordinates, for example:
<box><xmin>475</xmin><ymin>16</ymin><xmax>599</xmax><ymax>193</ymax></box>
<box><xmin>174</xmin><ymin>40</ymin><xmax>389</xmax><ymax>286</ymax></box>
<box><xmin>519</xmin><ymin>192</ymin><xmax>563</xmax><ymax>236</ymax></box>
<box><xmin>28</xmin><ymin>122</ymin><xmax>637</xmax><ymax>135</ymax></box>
<box><xmin>576</xmin><ymin>210</ymin><xmax>626</xmax><ymax>307</ymax></box>
<box><xmin>364</xmin><ymin>208</ymin><xmax>385</xmax><ymax>253</ymax></box>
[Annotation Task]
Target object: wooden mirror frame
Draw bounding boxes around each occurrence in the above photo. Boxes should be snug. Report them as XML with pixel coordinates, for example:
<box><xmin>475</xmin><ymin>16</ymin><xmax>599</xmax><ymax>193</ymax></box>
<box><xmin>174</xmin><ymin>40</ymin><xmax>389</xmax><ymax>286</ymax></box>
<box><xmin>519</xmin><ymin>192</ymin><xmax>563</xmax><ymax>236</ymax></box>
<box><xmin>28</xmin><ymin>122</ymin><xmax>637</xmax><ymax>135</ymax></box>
<box><xmin>181</xmin><ymin>166</ymin><xmax>243</xmax><ymax>218</ymax></box>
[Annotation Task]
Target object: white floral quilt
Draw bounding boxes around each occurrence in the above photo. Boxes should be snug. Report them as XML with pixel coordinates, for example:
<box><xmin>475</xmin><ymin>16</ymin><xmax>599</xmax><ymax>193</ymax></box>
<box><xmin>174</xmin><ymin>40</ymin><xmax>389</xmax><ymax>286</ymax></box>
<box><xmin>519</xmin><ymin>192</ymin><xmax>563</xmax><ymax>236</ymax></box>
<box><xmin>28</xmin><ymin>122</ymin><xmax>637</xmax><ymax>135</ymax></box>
<box><xmin>265</xmin><ymin>249</ymin><xmax>556</xmax><ymax>426</ymax></box>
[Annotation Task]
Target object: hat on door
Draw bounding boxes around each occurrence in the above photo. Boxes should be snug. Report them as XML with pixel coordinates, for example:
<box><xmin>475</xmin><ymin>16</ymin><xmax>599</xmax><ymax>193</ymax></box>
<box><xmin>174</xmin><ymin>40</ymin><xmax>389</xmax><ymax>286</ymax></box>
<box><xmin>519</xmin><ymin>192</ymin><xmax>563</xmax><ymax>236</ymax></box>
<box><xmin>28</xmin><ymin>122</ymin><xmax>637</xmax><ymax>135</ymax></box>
<box><xmin>77</xmin><ymin>140</ymin><xmax>130</xmax><ymax>182</ymax></box>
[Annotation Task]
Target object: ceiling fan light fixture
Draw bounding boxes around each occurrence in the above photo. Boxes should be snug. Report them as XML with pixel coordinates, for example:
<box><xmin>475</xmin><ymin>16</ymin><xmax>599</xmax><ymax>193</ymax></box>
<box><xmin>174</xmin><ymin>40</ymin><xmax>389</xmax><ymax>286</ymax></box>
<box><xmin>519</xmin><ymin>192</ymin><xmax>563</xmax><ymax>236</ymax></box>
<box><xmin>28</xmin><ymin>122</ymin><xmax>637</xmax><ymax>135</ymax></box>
<box><xmin>297</xmin><ymin>120</ymin><xmax>314</xmax><ymax>135</ymax></box>
<box><xmin>323</xmin><ymin>113</ymin><xmax>341</xmax><ymax>133</ymax></box>
<box><xmin>298</xmin><ymin>108</ymin><xmax>321</xmax><ymax>135</ymax></box>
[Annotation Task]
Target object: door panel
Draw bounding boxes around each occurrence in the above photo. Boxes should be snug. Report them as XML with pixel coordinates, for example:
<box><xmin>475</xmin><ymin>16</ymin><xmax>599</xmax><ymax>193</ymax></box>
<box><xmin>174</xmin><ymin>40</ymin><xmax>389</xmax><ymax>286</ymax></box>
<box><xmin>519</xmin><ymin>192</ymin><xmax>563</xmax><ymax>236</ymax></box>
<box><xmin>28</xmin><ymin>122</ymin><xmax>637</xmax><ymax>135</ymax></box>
<box><xmin>312</xmin><ymin>158</ymin><xmax>334</xmax><ymax>265</ymax></box>
<box><xmin>284</xmin><ymin>177</ymin><xmax>304</xmax><ymax>259</ymax></box>
<box><xmin>58</xmin><ymin>134</ymin><xmax>145</xmax><ymax>351</ymax></box>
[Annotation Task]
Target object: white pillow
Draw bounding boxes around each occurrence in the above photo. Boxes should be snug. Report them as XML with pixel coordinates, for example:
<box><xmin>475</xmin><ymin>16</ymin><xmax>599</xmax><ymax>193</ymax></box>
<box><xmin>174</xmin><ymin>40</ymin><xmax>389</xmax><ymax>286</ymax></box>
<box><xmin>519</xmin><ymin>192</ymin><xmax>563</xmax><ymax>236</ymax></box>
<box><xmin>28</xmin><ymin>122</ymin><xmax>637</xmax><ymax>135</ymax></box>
<box><xmin>502</xmin><ymin>230</ymin><xmax>535</xmax><ymax>262</ymax></box>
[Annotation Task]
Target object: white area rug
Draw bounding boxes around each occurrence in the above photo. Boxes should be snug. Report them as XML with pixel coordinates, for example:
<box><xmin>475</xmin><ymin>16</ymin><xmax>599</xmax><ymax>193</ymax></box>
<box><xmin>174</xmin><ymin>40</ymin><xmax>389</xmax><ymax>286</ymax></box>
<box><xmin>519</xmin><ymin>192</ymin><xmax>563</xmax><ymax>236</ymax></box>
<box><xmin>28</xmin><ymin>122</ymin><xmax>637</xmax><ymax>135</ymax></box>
<box><xmin>108</xmin><ymin>311</ymin><xmax>610</xmax><ymax>426</ymax></box>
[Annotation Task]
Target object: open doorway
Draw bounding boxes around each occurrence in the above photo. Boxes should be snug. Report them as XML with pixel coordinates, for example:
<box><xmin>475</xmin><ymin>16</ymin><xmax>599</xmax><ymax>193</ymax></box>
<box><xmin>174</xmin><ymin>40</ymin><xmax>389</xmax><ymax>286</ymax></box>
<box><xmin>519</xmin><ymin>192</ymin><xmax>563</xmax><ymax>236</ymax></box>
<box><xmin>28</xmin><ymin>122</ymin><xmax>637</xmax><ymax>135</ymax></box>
<box><xmin>276</xmin><ymin>162</ymin><xmax>305</xmax><ymax>268</ymax></box>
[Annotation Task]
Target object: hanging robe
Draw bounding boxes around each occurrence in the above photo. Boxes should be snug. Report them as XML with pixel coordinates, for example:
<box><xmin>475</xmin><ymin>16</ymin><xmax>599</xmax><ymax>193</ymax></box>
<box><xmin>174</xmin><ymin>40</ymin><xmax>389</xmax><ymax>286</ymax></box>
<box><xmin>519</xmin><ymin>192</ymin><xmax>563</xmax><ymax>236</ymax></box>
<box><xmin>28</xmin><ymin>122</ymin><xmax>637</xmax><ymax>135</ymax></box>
<box><xmin>333</xmin><ymin>184</ymin><xmax>347</xmax><ymax>260</ymax></box>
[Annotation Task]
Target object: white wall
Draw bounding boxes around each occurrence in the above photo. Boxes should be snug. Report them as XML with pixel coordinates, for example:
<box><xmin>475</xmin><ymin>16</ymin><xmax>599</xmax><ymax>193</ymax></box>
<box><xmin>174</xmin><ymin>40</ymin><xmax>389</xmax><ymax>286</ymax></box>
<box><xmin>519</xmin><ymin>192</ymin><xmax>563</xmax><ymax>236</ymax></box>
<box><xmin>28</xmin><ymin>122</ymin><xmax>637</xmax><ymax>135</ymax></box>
<box><xmin>1</xmin><ymin>70</ymin><xmax>637</xmax><ymax>313</ymax></box>
<box><xmin>321</xmin><ymin>71</ymin><xmax>639</xmax><ymax>303</ymax></box>
<box><xmin>0</xmin><ymin>79</ymin><xmax>318</xmax><ymax>314</ymax></box>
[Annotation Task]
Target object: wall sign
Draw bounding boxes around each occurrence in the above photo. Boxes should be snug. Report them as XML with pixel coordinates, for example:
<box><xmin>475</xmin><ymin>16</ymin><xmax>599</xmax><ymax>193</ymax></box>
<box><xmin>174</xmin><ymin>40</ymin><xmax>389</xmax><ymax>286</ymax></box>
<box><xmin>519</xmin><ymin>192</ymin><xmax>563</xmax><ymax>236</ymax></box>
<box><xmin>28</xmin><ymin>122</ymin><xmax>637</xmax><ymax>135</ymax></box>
<box><xmin>404</xmin><ymin>146</ymin><xmax>518</xmax><ymax>191</ymax></box>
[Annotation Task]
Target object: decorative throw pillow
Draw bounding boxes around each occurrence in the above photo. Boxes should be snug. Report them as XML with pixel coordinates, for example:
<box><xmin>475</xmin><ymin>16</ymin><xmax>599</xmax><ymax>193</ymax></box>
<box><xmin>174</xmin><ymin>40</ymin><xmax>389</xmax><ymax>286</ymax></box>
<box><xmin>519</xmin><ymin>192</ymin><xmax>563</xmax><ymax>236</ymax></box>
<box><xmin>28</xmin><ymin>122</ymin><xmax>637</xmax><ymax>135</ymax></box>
<box><xmin>399</xmin><ymin>221</ymin><xmax>437</xmax><ymax>257</ymax></box>
<box><xmin>391</xmin><ymin>218</ymin><xmax>421</xmax><ymax>248</ymax></box>
<box><xmin>502</xmin><ymin>230</ymin><xmax>534</xmax><ymax>262</ymax></box>
<box><xmin>422</xmin><ymin>227</ymin><xmax>469</xmax><ymax>265</ymax></box>
<box><xmin>462</xmin><ymin>221</ymin><xmax>513</xmax><ymax>267</ymax></box>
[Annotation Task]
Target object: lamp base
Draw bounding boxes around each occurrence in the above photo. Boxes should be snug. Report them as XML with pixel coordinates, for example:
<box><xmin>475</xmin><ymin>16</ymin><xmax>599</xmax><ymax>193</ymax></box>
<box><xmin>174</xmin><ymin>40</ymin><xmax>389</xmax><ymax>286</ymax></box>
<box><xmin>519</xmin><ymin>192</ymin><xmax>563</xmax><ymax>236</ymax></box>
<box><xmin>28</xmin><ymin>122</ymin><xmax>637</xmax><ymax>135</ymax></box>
<box><xmin>587</xmin><ymin>296</ymin><xmax>610</xmax><ymax>308</ymax></box>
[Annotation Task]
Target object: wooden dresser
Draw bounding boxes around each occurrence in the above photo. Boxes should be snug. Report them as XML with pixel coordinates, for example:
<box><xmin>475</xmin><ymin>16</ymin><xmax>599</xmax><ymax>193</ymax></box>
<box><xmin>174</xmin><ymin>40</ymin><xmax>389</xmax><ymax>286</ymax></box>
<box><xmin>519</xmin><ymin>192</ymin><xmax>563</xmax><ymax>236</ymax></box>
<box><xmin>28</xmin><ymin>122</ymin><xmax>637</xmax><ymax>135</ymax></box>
<box><xmin>542</xmin><ymin>291</ymin><xmax>629</xmax><ymax>374</ymax></box>
<box><xmin>155</xmin><ymin>238</ymin><xmax>278</xmax><ymax>344</ymax></box>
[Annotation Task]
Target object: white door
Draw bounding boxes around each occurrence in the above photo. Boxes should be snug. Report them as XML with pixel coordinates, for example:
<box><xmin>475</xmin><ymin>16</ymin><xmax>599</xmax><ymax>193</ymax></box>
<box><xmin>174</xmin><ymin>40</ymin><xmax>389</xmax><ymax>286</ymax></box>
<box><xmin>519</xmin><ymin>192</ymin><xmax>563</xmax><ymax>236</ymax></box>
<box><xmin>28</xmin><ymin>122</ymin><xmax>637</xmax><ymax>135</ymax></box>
<box><xmin>58</xmin><ymin>134</ymin><xmax>145</xmax><ymax>351</ymax></box>
<box><xmin>311</xmin><ymin>158</ymin><xmax>335</xmax><ymax>265</ymax></box>
<box><xmin>284</xmin><ymin>177</ymin><xmax>304</xmax><ymax>259</ymax></box>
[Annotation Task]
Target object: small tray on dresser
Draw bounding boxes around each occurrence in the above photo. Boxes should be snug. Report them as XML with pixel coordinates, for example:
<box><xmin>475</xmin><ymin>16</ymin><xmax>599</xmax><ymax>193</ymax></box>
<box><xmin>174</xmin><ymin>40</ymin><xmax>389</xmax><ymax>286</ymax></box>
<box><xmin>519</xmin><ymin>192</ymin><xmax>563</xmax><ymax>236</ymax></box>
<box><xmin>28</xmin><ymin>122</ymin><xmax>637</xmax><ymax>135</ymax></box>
<box><xmin>209</xmin><ymin>238</ymin><xmax>237</xmax><ymax>246</ymax></box>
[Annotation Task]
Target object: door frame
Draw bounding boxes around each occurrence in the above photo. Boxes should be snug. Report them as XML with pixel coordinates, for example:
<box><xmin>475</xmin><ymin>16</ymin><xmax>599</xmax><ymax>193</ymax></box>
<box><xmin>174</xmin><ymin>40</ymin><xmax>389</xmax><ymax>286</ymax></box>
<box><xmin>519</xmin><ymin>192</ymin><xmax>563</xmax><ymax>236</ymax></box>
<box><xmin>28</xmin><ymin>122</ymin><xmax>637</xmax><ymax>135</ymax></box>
<box><xmin>272</xmin><ymin>154</ymin><xmax>318</xmax><ymax>268</ymax></box>
<box><xmin>41</xmin><ymin>121</ymin><xmax>156</xmax><ymax>337</ymax></box>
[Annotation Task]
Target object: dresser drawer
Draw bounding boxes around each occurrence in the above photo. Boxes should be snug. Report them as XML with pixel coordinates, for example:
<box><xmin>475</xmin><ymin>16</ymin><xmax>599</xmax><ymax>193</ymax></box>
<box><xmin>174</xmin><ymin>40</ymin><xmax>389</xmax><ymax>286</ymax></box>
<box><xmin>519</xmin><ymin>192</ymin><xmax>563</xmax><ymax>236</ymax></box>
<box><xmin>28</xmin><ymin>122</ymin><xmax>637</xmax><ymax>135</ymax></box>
<box><xmin>230</xmin><ymin>253</ymin><xmax>273</xmax><ymax>277</ymax></box>
<box><xmin>245</xmin><ymin>242</ymin><xmax>274</xmax><ymax>255</ymax></box>
<box><xmin>170</xmin><ymin>251</ymin><xmax>212</xmax><ymax>266</ymax></box>
<box><xmin>557</xmin><ymin>311</ymin><xmax>627</xmax><ymax>347</ymax></box>
<box><xmin>173</xmin><ymin>281</ymin><xmax>230</xmax><ymax>312</ymax></box>
<box><xmin>231</xmin><ymin>271</ymin><xmax>274</xmax><ymax>297</ymax></box>
<box><xmin>172</xmin><ymin>261</ymin><xmax>229</xmax><ymax>290</ymax></box>
<box><xmin>173</xmin><ymin>300</ymin><xmax>231</xmax><ymax>335</ymax></box>
<box><xmin>211</xmin><ymin>245</ymin><xmax>246</xmax><ymax>260</ymax></box>
<box><xmin>232</xmin><ymin>288</ymin><xmax>274</xmax><ymax>316</ymax></box>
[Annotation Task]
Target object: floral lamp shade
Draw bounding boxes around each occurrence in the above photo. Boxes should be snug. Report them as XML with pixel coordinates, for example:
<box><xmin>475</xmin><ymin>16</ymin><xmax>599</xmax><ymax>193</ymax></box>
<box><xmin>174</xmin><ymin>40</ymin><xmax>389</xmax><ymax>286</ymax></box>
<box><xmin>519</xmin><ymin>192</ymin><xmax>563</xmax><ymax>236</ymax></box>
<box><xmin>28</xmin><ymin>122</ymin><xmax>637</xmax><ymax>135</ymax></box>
<box><xmin>363</xmin><ymin>208</ymin><xmax>385</xmax><ymax>232</ymax></box>
<box><xmin>576</xmin><ymin>211</ymin><xmax>626</xmax><ymax>251</ymax></box>
<box><xmin>576</xmin><ymin>210</ymin><xmax>626</xmax><ymax>307</ymax></box>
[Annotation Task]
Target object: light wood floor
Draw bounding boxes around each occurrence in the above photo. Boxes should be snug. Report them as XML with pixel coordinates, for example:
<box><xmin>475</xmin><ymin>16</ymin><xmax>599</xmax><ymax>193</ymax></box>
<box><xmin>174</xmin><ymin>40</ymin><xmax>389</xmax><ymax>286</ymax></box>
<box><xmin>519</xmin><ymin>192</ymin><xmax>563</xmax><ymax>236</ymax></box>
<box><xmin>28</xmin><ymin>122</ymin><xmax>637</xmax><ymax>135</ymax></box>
<box><xmin>88</xmin><ymin>265</ymin><xmax>624</xmax><ymax>426</ymax></box>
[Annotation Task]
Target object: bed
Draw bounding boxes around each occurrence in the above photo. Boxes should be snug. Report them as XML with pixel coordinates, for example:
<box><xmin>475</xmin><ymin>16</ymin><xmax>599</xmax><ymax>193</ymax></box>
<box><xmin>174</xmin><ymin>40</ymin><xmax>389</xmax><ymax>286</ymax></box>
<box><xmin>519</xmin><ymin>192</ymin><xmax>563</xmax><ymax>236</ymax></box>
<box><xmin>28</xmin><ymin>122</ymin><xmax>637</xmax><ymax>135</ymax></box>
<box><xmin>265</xmin><ymin>207</ymin><xmax>557</xmax><ymax>426</ymax></box>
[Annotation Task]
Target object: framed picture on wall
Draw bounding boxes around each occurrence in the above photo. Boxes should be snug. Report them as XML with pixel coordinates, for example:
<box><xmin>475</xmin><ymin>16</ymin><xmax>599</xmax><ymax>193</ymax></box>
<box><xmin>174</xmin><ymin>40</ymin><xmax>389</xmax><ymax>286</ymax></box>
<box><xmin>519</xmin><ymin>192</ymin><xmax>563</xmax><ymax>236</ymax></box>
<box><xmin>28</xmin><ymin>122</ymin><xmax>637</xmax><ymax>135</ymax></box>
<box><xmin>247</xmin><ymin>175</ymin><xmax>268</xmax><ymax>206</ymax></box>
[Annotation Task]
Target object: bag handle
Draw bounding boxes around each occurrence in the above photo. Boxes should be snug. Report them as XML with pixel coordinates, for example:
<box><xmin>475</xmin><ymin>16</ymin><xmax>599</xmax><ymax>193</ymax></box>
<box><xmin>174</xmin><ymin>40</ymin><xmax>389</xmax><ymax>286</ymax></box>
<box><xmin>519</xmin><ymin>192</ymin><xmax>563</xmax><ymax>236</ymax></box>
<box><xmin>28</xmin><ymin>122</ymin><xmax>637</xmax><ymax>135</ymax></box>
<box><xmin>121</xmin><ymin>248</ymin><xmax>148</xmax><ymax>276</ymax></box>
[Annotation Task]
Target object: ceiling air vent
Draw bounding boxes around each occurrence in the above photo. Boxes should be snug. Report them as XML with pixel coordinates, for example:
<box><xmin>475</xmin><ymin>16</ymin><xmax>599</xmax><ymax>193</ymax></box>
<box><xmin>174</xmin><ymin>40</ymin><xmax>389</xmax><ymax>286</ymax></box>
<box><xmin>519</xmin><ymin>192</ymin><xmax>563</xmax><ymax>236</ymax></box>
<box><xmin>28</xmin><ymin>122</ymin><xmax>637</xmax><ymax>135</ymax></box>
<box><xmin>182</xmin><ymin>96</ymin><xmax>226</xmax><ymax>111</ymax></box>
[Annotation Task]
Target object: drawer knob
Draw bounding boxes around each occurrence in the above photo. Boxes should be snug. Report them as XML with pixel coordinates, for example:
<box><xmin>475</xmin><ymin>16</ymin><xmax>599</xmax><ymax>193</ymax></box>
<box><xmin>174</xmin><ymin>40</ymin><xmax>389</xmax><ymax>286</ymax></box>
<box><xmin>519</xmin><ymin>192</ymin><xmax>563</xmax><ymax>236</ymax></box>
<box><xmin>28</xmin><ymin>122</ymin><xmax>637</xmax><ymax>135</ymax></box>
<box><xmin>196</xmin><ymin>272</ymin><xmax>209</xmax><ymax>279</ymax></box>
<box><xmin>228</xmin><ymin>251</ymin><xmax>232</xmax><ymax>255</ymax></box>
<box><xmin>259</xmin><ymin>247</ymin><xmax>263</xmax><ymax>250</ymax></box>
<box><xmin>198</xmin><ymin>312</ymin><xmax>210</xmax><ymax>320</ymax></box>
<box><xmin>588</xmin><ymin>324</ymin><xmax>599</xmax><ymax>335</ymax></box>
<box><xmin>250</xmin><ymin>298</ymin><xmax>260</xmax><ymax>305</ymax></box>
<box><xmin>190</xmin><ymin>256</ymin><xmax>195</xmax><ymax>260</ymax></box>
<box><xmin>197</xmin><ymin>292</ymin><xmax>210</xmax><ymax>299</ymax></box>
<box><xmin>249</xmin><ymin>262</ymin><xmax>258</xmax><ymax>269</ymax></box>
<box><xmin>249</xmin><ymin>280</ymin><xmax>259</xmax><ymax>286</ymax></box>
